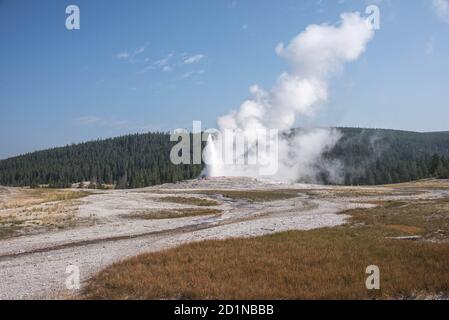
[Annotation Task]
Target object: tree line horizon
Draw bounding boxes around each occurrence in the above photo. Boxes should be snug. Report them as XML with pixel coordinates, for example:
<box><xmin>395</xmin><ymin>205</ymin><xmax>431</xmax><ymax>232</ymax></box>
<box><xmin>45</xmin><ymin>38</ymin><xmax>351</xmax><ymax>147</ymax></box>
<box><xmin>1</xmin><ymin>127</ymin><xmax>449</xmax><ymax>189</ymax></box>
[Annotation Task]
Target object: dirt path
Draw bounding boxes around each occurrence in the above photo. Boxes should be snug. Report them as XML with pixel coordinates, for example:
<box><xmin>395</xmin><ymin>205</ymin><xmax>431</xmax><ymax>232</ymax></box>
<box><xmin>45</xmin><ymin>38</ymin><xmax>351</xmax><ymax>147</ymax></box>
<box><xmin>0</xmin><ymin>178</ymin><xmax>446</xmax><ymax>299</ymax></box>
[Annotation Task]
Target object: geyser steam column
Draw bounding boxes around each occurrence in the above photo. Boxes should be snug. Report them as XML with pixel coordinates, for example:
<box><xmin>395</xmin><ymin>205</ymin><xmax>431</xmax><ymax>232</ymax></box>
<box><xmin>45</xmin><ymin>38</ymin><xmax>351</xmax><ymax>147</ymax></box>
<box><xmin>204</xmin><ymin>134</ymin><xmax>222</xmax><ymax>177</ymax></box>
<box><xmin>204</xmin><ymin>12</ymin><xmax>376</xmax><ymax>183</ymax></box>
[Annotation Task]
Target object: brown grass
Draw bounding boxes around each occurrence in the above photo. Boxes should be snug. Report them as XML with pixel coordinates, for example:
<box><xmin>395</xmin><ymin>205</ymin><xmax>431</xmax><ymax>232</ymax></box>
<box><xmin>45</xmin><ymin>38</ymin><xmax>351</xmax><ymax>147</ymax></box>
<box><xmin>298</xmin><ymin>188</ymin><xmax>426</xmax><ymax>200</ymax></box>
<box><xmin>0</xmin><ymin>189</ymin><xmax>91</xmax><ymax>210</ymax></box>
<box><xmin>125</xmin><ymin>208</ymin><xmax>222</xmax><ymax>220</ymax></box>
<box><xmin>84</xmin><ymin>197</ymin><xmax>449</xmax><ymax>300</ymax></box>
<box><xmin>0</xmin><ymin>217</ymin><xmax>23</xmax><ymax>239</ymax></box>
<box><xmin>30</xmin><ymin>189</ymin><xmax>92</xmax><ymax>203</ymax></box>
<box><xmin>158</xmin><ymin>196</ymin><xmax>220</xmax><ymax>207</ymax></box>
<box><xmin>196</xmin><ymin>189</ymin><xmax>301</xmax><ymax>202</ymax></box>
<box><xmin>387</xmin><ymin>179</ymin><xmax>449</xmax><ymax>190</ymax></box>
<box><xmin>386</xmin><ymin>225</ymin><xmax>422</xmax><ymax>234</ymax></box>
<box><xmin>0</xmin><ymin>189</ymin><xmax>92</xmax><ymax>239</ymax></box>
<box><xmin>348</xmin><ymin>197</ymin><xmax>449</xmax><ymax>241</ymax></box>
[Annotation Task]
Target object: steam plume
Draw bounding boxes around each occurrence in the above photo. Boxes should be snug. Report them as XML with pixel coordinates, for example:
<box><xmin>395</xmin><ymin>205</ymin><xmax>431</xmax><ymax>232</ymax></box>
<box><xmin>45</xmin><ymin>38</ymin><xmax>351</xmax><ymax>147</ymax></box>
<box><xmin>204</xmin><ymin>12</ymin><xmax>374</xmax><ymax>182</ymax></box>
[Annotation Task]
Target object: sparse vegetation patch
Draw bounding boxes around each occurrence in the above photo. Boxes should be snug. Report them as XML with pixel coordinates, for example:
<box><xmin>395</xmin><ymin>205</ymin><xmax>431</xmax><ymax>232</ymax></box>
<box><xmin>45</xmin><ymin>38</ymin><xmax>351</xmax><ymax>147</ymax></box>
<box><xmin>196</xmin><ymin>189</ymin><xmax>301</xmax><ymax>202</ymax></box>
<box><xmin>0</xmin><ymin>189</ymin><xmax>93</xmax><ymax>239</ymax></box>
<box><xmin>158</xmin><ymin>196</ymin><xmax>220</xmax><ymax>207</ymax></box>
<box><xmin>125</xmin><ymin>208</ymin><xmax>222</xmax><ymax>220</ymax></box>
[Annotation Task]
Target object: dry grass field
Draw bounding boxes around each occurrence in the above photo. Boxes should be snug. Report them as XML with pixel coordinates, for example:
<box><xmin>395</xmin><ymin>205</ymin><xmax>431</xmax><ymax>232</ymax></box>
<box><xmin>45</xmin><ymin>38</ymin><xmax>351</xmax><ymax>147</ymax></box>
<box><xmin>84</xmin><ymin>194</ymin><xmax>449</xmax><ymax>300</ymax></box>
<box><xmin>0</xmin><ymin>188</ymin><xmax>92</xmax><ymax>239</ymax></box>
<box><xmin>1</xmin><ymin>178</ymin><xmax>448</xmax><ymax>299</ymax></box>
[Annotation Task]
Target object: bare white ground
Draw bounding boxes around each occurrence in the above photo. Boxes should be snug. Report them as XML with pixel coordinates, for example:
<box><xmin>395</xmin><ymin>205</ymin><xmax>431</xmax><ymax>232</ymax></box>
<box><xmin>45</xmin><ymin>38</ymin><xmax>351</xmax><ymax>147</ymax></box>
<box><xmin>0</xmin><ymin>177</ymin><xmax>446</xmax><ymax>299</ymax></box>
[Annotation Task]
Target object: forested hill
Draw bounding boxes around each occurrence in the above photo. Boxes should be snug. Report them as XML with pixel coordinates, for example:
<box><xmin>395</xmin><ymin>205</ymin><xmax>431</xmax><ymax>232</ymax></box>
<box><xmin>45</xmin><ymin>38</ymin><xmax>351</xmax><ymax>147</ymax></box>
<box><xmin>1</xmin><ymin>128</ymin><xmax>449</xmax><ymax>188</ymax></box>
<box><xmin>324</xmin><ymin>128</ymin><xmax>449</xmax><ymax>185</ymax></box>
<box><xmin>0</xmin><ymin>132</ymin><xmax>203</xmax><ymax>188</ymax></box>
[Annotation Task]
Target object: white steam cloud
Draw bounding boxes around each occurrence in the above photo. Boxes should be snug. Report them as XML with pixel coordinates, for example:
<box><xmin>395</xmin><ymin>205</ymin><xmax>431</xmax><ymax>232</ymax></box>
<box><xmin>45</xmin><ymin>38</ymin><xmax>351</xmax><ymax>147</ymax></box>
<box><xmin>433</xmin><ymin>0</ymin><xmax>449</xmax><ymax>21</ymax></box>
<box><xmin>204</xmin><ymin>12</ymin><xmax>374</xmax><ymax>183</ymax></box>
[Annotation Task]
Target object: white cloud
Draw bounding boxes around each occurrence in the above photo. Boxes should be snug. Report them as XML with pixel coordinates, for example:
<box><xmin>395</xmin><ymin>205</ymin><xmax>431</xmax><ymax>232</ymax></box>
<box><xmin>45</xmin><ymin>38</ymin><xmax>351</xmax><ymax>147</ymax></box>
<box><xmin>116</xmin><ymin>51</ymin><xmax>131</xmax><ymax>61</ymax></box>
<box><xmin>180</xmin><ymin>69</ymin><xmax>205</xmax><ymax>79</ymax></box>
<box><xmin>115</xmin><ymin>46</ymin><xmax>145</xmax><ymax>63</ymax></box>
<box><xmin>137</xmin><ymin>52</ymin><xmax>174</xmax><ymax>74</ymax></box>
<box><xmin>433</xmin><ymin>0</ymin><xmax>449</xmax><ymax>21</ymax></box>
<box><xmin>138</xmin><ymin>52</ymin><xmax>207</xmax><ymax>75</ymax></box>
<box><xmin>183</xmin><ymin>54</ymin><xmax>206</xmax><ymax>64</ymax></box>
<box><xmin>155</xmin><ymin>52</ymin><xmax>174</xmax><ymax>67</ymax></box>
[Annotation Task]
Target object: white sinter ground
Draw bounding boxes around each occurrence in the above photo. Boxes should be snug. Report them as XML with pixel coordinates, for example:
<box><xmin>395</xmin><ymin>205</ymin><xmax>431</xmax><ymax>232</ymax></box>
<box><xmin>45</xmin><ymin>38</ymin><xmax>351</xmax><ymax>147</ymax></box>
<box><xmin>0</xmin><ymin>177</ymin><xmax>447</xmax><ymax>299</ymax></box>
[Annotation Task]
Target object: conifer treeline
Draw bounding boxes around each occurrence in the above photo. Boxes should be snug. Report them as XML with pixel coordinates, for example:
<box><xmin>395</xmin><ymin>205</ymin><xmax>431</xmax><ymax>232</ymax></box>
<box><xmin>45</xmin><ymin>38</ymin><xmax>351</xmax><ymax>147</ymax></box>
<box><xmin>1</xmin><ymin>128</ymin><xmax>449</xmax><ymax>188</ymax></box>
<box><xmin>0</xmin><ymin>132</ymin><xmax>203</xmax><ymax>188</ymax></box>
<box><xmin>324</xmin><ymin>128</ymin><xmax>449</xmax><ymax>185</ymax></box>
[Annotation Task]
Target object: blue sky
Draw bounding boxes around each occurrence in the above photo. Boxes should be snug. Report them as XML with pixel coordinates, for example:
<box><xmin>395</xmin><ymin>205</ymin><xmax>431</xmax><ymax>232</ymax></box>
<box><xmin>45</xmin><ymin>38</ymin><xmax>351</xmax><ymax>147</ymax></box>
<box><xmin>0</xmin><ymin>0</ymin><xmax>448</xmax><ymax>159</ymax></box>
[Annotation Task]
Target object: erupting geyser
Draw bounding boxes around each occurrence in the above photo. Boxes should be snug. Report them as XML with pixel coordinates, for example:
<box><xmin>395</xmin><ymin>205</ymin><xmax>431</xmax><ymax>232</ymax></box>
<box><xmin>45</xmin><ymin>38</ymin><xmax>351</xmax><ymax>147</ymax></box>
<box><xmin>203</xmin><ymin>134</ymin><xmax>222</xmax><ymax>177</ymax></box>
<box><xmin>204</xmin><ymin>12</ymin><xmax>375</xmax><ymax>183</ymax></box>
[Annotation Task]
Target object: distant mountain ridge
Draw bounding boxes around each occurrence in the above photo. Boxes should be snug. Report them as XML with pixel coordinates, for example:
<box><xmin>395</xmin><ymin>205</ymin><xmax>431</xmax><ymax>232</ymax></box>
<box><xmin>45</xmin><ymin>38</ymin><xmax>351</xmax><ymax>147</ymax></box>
<box><xmin>1</xmin><ymin>128</ymin><xmax>449</xmax><ymax>188</ymax></box>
